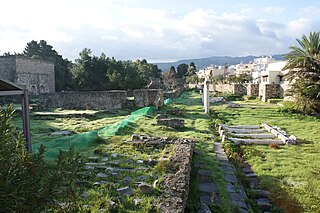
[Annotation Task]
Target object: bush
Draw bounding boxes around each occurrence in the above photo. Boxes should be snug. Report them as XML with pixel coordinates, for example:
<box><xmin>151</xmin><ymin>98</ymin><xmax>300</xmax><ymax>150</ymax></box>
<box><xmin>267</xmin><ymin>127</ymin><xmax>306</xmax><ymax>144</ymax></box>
<box><xmin>0</xmin><ymin>105</ymin><xmax>84</xmax><ymax>212</ymax></box>
<box><xmin>278</xmin><ymin>101</ymin><xmax>299</xmax><ymax>114</ymax></box>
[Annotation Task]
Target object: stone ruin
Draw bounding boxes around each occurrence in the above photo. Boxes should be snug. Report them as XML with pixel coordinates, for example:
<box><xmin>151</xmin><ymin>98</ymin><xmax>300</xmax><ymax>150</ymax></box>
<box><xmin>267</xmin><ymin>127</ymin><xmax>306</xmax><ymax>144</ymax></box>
<box><xmin>0</xmin><ymin>56</ymin><xmax>55</xmax><ymax>95</ymax></box>
<box><xmin>39</xmin><ymin>89</ymin><xmax>165</xmax><ymax>110</ymax></box>
<box><xmin>130</xmin><ymin>134</ymin><xmax>194</xmax><ymax>212</ymax></box>
<box><xmin>155</xmin><ymin>113</ymin><xmax>185</xmax><ymax>129</ymax></box>
<box><xmin>218</xmin><ymin>123</ymin><xmax>297</xmax><ymax>145</ymax></box>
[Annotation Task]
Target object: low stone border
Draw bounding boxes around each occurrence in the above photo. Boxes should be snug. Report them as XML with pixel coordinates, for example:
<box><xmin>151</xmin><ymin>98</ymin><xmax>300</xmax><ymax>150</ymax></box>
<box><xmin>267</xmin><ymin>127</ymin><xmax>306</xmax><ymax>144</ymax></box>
<box><xmin>157</xmin><ymin>140</ymin><xmax>194</xmax><ymax>212</ymax></box>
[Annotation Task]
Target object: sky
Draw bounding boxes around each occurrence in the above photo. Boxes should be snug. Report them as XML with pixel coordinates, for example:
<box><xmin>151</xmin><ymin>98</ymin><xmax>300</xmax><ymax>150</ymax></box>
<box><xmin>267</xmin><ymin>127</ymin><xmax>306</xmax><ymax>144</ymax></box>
<box><xmin>0</xmin><ymin>0</ymin><xmax>319</xmax><ymax>62</ymax></box>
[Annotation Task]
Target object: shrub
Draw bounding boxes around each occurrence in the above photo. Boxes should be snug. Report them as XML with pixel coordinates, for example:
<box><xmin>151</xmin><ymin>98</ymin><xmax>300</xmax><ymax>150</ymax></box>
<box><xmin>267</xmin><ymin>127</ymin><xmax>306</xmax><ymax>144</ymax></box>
<box><xmin>0</xmin><ymin>105</ymin><xmax>84</xmax><ymax>212</ymax></box>
<box><xmin>268</xmin><ymin>143</ymin><xmax>279</xmax><ymax>149</ymax></box>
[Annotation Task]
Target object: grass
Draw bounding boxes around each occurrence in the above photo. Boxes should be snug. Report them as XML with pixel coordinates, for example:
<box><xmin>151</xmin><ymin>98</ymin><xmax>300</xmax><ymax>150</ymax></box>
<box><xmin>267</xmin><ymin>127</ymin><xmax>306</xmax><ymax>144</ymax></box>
<box><xmin>211</xmin><ymin>99</ymin><xmax>320</xmax><ymax>212</ymax></box>
<box><xmin>9</xmin><ymin>90</ymin><xmax>234</xmax><ymax>212</ymax></box>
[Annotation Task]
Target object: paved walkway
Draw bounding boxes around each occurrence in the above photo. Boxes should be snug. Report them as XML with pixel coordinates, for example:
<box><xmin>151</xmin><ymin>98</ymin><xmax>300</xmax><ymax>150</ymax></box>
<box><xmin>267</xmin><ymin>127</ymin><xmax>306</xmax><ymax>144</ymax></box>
<box><xmin>214</xmin><ymin>142</ymin><xmax>252</xmax><ymax>212</ymax></box>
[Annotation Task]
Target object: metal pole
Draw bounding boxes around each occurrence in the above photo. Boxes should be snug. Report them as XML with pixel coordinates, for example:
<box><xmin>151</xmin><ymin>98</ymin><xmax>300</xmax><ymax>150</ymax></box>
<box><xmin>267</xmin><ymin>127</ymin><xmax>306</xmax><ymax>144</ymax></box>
<box><xmin>21</xmin><ymin>89</ymin><xmax>31</xmax><ymax>152</ymax></box>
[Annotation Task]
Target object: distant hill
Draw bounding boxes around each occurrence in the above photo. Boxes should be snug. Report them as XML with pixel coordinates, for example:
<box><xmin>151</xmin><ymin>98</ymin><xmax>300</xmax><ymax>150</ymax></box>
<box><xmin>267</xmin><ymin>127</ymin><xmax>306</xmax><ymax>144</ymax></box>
<box><xmin>154</xmin><ymin>54</ymin><xmax>284</xmax><ymax>71</ymax></box>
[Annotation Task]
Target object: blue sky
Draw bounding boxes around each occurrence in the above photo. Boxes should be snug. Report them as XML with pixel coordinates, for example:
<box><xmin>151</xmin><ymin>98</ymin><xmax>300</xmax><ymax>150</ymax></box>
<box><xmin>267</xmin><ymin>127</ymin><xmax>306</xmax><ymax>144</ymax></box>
<box><xmin>0</xmin><ymin>0</ymin><xmax>319</xmax><ymax>62</ymax></box>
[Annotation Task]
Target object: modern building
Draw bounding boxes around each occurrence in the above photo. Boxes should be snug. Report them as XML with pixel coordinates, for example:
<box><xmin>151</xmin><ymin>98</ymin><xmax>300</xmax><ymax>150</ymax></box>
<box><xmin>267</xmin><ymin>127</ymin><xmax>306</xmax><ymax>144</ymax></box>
<box><xmin>0</xmin><ymin>56</ymin><xmax>55</xmax><ymax>95</ymax></box>
<box><xmin>197</xmin><ymin>65</ymin><xmax>235</xmax><ymax>79</ymax></box>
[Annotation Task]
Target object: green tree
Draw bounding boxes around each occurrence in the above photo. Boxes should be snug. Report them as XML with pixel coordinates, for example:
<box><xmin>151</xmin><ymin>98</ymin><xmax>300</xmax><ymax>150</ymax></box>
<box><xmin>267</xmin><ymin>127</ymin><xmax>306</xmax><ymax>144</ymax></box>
<box><xmin>187</xmin><ymin>62</ymin><xmax>196</xmax><ymax>76</ymax></box>
<box><xmin>283</xmin><ymin>32</ymin><xmax>320</xmax><ymax>114</ymax></box>
<box><xmin>23</xmin><ymin>40</ymin><xmax>73</xmax><ymax>91</ymax></box>
<box><xmin>176</xmin><ymin>63</ymin><xmax>188</xmax><ymax>78</ymax></box>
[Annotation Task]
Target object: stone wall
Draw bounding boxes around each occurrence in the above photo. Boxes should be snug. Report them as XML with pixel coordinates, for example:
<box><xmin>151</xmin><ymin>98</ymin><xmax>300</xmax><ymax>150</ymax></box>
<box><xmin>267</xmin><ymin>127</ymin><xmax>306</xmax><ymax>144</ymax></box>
<box><xmin>247</xmin><ymin>83</ymin><xmax>259</xmax><ymax>96</ymax></box>
<box><xmin>39</xmin><ymin>90</ymin><xmax>127</xmax><ymax>110</ymax></box>
<box><xmin>0</xmin><ymin>56</ymin><xmax>55</xmax><ymax>95</ymax></box>
<box><xmin>259</xmin><ymin>84</ymin><xmax>281</xmax><ymax>102</ymax></box>
<box><xmin>133</xmin><ymin>89</ymin><xmax>164</xmax><ymax>109</ymax></box>
<box><xmin>0</xmin><ymin>56</ymin><xmax>16</xmax><ymax>80</ymax></box>
<box><xmin>158</xmin><ymin>139</ymin><xmax>194</xmax><ymax>212</ymax></box>
<box><xmin>215</xmin><ymin>83</ymin><xmax>246</xmax><ymax>95</ymax></box>
<box><xmin>16</xmin><ymin>57</ymin><xmax>55</xmax><ymax>94</ymax></box>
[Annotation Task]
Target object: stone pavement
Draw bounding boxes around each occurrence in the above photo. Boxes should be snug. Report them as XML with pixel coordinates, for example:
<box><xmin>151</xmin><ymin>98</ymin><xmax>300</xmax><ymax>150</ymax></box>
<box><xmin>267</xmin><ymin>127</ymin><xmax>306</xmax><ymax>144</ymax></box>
<box><xmin>214</xmin><ymin>142</ymin><xmax>252</xmax><ymax>212</ymax></box>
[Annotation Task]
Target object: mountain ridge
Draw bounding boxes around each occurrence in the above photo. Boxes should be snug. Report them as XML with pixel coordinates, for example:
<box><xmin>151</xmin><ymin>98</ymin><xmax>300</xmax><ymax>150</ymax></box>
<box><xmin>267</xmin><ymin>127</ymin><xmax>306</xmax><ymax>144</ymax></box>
<box><xmin>154</xmin><ymin>54</ymin><xmax>284</xmax><ymax>71</ymax></box>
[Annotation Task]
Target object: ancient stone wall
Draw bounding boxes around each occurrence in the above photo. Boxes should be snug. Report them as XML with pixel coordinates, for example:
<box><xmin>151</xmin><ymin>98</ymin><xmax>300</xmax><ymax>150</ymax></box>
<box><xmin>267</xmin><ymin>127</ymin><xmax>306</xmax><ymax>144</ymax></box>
<box><xmin>39</xmin><ymin>90</ymin><xmax>127</xmax><ymax>110</ymax></box>
<box><xmin>215</xmin><ymin>83</ymin><xmax>246</xmax><ymax>95</ymax></box>
<box><xmin>0</xmin><ymin>56</ymin><xmax>16</xmax><ymax>81</ymax></box>
<box><xmin>16</xmin><ymin>57</ymin><xmax>55</xmax><ymax>94</ymax></box>
<box><xmin>247</xmin><ymin>83</ymin><xmax>259</xmax><ymax>96</ymax></box>
<box><xmin>259</xmin><ymin>84</ymin><xmax>281</xmax><ymax>102</ymax></box>
<box><xmin>133</xmin><ymin>89</ymin><xmax>164</xmax><ymax>108</ymax></box>
<box><xmin>0</xmin><ymin>56</ymin><xmax>55</xmax><ymax>95</ymax></box>
<box><xmin>158</xmin><ymin>139</ymin><xmax>194</xmax><ymax>212</ymax></box>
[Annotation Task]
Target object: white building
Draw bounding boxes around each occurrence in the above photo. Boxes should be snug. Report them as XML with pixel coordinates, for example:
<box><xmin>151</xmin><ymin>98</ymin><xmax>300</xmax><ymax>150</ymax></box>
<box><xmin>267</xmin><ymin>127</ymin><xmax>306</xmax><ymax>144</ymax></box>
<box><xmin>260</xmin><ymin>61</ymin><xmax>287</xmax><ymax>84</ymax></box>
<box><xmin>252</xmin><ymin>55</ymin><xmax>276</xmax><ymax>83</ymax></box>
<box><xmin>197</xmin><ymin>65</ymin><xmax>235</xmax><ymax>79</ymax></box>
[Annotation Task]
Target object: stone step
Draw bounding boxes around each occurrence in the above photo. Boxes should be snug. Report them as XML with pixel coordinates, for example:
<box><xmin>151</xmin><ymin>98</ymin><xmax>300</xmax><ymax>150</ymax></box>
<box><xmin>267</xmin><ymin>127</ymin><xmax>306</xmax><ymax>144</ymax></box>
<box><xmin>226</xmin><ymin>128</ymin><xmax>267</xmax><ymax>133</ymax></box>
<box><xmin>231</xmin><ymin>133</ymin><xmax>276</xmax><ymax>139</ymax></box>
<box><xmin>229</xmin><ymin>125</ymin><xmax>261</xmax><ymax>129</ymax></box>
<box><xmin>228</xmin><ymin>138</ymin><xmax>284</xmax><ymax>145</ymax></box>
<box><xmin>197</xmin><ymin>170</ymin><xmax>212</xmax><ymax>182</ymax></box>
<box><xmin>198</xmin><ymin>182</ymin><xmax>217</xmax><ymax>194</ymax></box>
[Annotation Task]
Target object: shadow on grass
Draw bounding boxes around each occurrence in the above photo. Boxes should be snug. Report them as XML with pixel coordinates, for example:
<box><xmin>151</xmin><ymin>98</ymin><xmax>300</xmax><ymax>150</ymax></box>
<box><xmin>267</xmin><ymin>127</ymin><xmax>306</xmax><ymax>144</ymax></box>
<box><xmin>257</xmin><ymin>174</ymin><xmax>304</xmax><ymax>213</ymax></box>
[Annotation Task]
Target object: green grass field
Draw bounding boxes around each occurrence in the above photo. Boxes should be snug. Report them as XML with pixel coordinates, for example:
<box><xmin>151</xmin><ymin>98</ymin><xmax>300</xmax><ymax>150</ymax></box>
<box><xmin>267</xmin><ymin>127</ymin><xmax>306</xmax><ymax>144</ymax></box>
<box><xmin>211</xmin><ymin>100</ymin><xmax>320</xmax><ymax>213</ymax></box>
<box><xmin>11</xmin><ymin>91</ymin><xmax>320</xmax><ymax>212</ymax></box>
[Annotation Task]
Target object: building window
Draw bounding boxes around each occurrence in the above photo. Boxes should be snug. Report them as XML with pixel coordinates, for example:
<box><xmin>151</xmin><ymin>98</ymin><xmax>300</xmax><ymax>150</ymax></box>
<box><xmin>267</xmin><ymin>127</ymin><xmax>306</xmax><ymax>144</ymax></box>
<box><xmin>40</xmin><ymin>85</ymin><xmax>45</xmax><ymax>93</ymax></box>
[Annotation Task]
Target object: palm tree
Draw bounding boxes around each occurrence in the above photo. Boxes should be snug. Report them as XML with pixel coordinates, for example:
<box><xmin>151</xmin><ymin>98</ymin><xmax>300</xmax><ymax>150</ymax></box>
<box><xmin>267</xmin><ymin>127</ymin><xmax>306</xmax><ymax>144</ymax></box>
<box><xmin>283</xmin><ymin>32</ymin><xmax>320</xmax><ymax>114</ymax></box>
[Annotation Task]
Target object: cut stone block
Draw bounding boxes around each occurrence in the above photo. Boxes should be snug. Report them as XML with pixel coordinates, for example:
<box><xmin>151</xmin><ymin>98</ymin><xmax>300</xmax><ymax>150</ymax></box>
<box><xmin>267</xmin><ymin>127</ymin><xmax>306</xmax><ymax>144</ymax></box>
<box><xmin>227</xmin><ymin>128</ymin><xmax>267</xmax><ymax>133</ymax></box>
<box><xmin>221</xmin><ymin>166</ymin><xmax>234</xmax><ymax>174</ymax></box>
<box><xmin>231</xmin><ymin>133</ymin><xmax>276</xmax><ymax>139</ymax></box>
<box><xmin>225</xmin><ymin>174</ymin><xmax>238</xmax><ymax>183</ymax></box>
<box><xmin>228</xmin><ymin>138</ymin><xmax>283</xmax><ymax>145</ymax></box>
<box><xmin>197</xmin><ymin>170</ymin><xmax>212</xmax><ymax>182</ymax></box>
<box><xmin>245</xmin><ymin>173</ymin><xmax>257</xmax><ymax>178</ymax></box>
<box><xmin>229</xmin><ymin>125</ymin><xmax>260</xmax><ymax>129</ymax></box>
<box><xmin>256</xmin><ymin>198</ymin><xmax>272</xmax><ymax>211</ymax></box>
<box><xmin>198</xmin><ymin>182</ymin><xmax>216</xmax><ymax>193</ymax></box>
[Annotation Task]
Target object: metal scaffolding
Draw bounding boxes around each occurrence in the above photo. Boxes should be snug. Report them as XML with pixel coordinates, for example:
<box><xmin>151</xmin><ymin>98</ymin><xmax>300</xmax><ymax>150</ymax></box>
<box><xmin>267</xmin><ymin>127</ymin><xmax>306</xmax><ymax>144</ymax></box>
<box><xmin>0</xmin><ymin>78</ymin><xmax>31</xmax><ymax>152</ymax></box>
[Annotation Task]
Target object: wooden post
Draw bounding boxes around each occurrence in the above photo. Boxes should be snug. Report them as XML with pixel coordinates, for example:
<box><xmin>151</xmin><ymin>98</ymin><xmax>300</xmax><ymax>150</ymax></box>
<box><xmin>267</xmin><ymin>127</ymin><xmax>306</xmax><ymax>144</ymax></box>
<box><xmin>21</xmin><ymin>89</ymin><xmax>31</xmax><ymax>152</ymax></box>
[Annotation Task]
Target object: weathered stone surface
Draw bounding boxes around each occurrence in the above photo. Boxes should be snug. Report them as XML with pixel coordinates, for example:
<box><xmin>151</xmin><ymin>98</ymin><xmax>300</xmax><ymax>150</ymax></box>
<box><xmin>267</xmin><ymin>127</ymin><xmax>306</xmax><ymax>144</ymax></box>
<box><xmin>225</xmin><ymin>174</ymin><xmax>238</xmax><ymax>183</ymax></box>
<box><xmin>137</xmin><ymin>175</ymin><xmax>149</xmax><ymax>181</ymax></box>
<box><xmin>117</xmin><ymin>186</ymin><xmax>134</xmax><ymax>196</ymax></box>
<box><xmin>200</xmin><ymin>194</ymin><xmax>212</xmax><ymax>205</ymax></box>
<box><xmin>220</xmin><ymin>166</ymin><xmax>234</xmax><ymax>174</ymax></box>
<box><xmin>0</xmin><ymin>56</ymin><xmax>55</xmax><ymax>95</ymax></box>
<box><xmin>197</xmin><ymin>170</ymin><xmax>212</xmax><ymax>182</ymax></box>
<box><xmin>51</xmin><ymin>130</ymin><xmax>74</xmax><ymax>135</ymax></box>
<box><xmin>198</xmin><ymin>182</ymin><xmax>216</xmax><ymax>193</ymax></box>
<box><xmin>40</xmin><ymin>90</ymin><xmax>127</xmax><ymax>110</ymax></box>
<box><xmin>198</xmin><ymin>203</ymin><xmax>212</xmax><ymax>213</ymax></box>
<box><xmin>256</xmin><ymin>198</ymin><xmax>272</xmax><ymax>211</ymax></box>
<box><xmin>123</xmin><ymin>176</ymin><xmax>133</xmax><ymax>185</ymax></box>
<box><xmin>134</xmin><ymin>198</ymin><xmax>143</xmax><ymax>206</ymax></box>
<box><xmin>96</xmin><ymin>173</ymin><xmax>108</xmax><ymax>178</ymax></box>
<box><xmin>158</xmin><ymin>140</ymin><xmax>194</xmax><ymax>213</ymax></box>
<box><xmin>139</xmin><ymin>183</ymin><xmax>154</xmax><ymax>195</ymax></box>
<box><xmin>245</xmin><ymin>173</ymin><xmax>257</xmax><ymax>178</ymax></box>
<box><xmin>157</xmin><ymin>118</ymin><xmax>185</xmax><ymax>128</ymax></box>
<box><xmin>134</xmin><ymin>89</ymin><xmax>164</xmax><ymax>108</ymax></box>
<box><xmin>155</xmin><ymin>114</ymin><xmax>167</xmax><ymax>120</ymax></box>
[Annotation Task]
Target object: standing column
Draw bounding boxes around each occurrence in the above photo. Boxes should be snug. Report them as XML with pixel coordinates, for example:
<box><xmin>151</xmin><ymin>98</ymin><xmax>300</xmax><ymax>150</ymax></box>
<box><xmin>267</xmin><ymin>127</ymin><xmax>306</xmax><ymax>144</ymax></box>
<box><xmin>203</xmin><ymin>77</ymin><xmax>210</xmax><ymax>114</ymax></box>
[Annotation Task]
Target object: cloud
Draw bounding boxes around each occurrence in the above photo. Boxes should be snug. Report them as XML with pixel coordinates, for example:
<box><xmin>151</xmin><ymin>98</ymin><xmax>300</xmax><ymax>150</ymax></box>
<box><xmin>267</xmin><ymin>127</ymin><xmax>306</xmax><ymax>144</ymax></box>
<box><xmin>299</xmin><ymin>7</ymin><xmax>320</xmax><ymax>18</ymax></box>
<box><xmin>263</xmin><ymin>6</ymin><xmax>285</xmax><ymax>15</ymax></box>
<box><xmin>0</xmin><ymin>1</ymin><xmax>319</xmax><ymax>62</ymax></box>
